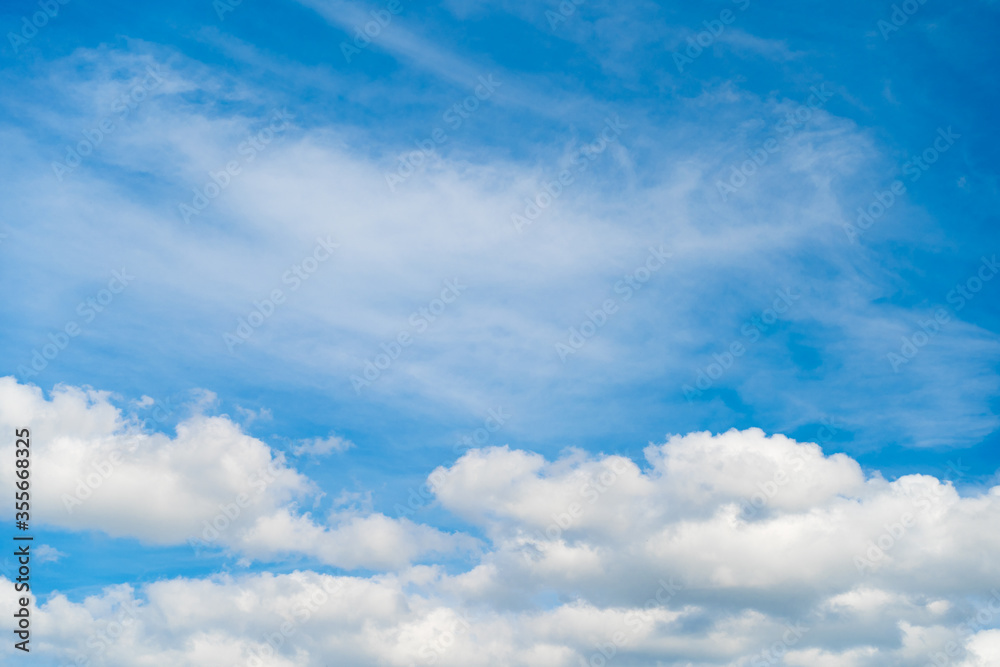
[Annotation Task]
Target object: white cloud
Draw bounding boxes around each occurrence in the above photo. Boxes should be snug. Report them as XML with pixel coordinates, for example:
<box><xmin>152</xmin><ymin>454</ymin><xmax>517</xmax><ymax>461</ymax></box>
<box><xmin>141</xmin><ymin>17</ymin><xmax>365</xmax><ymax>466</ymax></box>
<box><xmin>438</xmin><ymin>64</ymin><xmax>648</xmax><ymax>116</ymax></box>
<box><xmin>0</xmin><ymin>377</ymin><xmax>468</xmax><ymax>570</ymax></box>
<box><xmin>4</xmin><ymin>414</ymin><xmax>998</xmax><ymax>665</ymax></box>
<box><xmin>960</xmin><ymin>630</ymin><xmax>1000</xmax><ymax>666</ymax></box>
<box><xmin>429</xmin><ymin>428</ymin><xmax>1000</xmax><ymax>607</ymax></box>
<box><xmin>237</xmin><ymin>508</ymin><xmax>476</xmax><ymax>570</ymax></box>
<box><xmin>34</xmin><ymin>545</ymin><xmax>66</xmax><ymax>564</ymax></box>
<box><xmin>292</xmin><ymin>434</ymin><xmax>354</xmax><ymax>457</ymax></box>
<box><xmin>6</xmin><ymin>568</ymin><xmax>999</xmax><ymax>666</ymax></box>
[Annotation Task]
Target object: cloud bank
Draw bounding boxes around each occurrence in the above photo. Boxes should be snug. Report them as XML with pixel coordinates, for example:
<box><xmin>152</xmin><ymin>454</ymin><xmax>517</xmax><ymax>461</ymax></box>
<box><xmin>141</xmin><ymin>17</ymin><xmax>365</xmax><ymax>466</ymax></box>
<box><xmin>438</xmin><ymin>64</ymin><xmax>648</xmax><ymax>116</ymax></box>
<box><xmin>2</xmin><ymin>378</ymin><xmax>999</xmax><ymax>665</ymax></box>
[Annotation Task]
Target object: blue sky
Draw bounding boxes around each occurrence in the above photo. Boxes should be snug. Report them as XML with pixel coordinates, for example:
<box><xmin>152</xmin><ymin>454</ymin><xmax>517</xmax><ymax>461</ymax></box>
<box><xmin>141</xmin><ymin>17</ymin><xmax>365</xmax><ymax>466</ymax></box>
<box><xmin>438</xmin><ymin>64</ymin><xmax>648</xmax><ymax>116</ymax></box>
<box><xmin>1</xmin><ymin>0</ymin><xmax>999</xmax><ymax>664</ymax></box>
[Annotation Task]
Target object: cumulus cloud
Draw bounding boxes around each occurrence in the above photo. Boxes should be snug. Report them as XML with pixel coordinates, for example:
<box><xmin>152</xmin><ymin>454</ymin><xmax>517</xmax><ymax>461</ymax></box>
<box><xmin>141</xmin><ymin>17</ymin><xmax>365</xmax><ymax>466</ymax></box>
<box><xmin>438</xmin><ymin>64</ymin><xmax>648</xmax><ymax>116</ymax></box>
<box><xmin>5</xmin><ymin>411</ymin><xmax>999</xmax><ymax>665</ymax></box>
<box><xmin>430</xmin><ymin>428</ymin><xmax>1000</xmax><ymax>610</ymax></box>
<box><xmin>0</xmin><ymin>377</ymin><xmax>468</xmax><ymax>570</ymax></box>
<box><xmin>6</xmin><ymin>568</ymin><xmax>1000</xmax><ymax>666</ymax></box>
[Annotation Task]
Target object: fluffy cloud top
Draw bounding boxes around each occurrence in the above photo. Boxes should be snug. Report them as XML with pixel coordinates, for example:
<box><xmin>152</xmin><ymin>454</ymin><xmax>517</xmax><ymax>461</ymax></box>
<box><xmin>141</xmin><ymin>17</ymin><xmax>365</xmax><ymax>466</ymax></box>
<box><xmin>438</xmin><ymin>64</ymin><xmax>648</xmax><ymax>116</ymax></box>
<box><xmin>431</xmin><ymin>429</ymin><xmax>1000</xmax><ymax>607</ymax></box>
